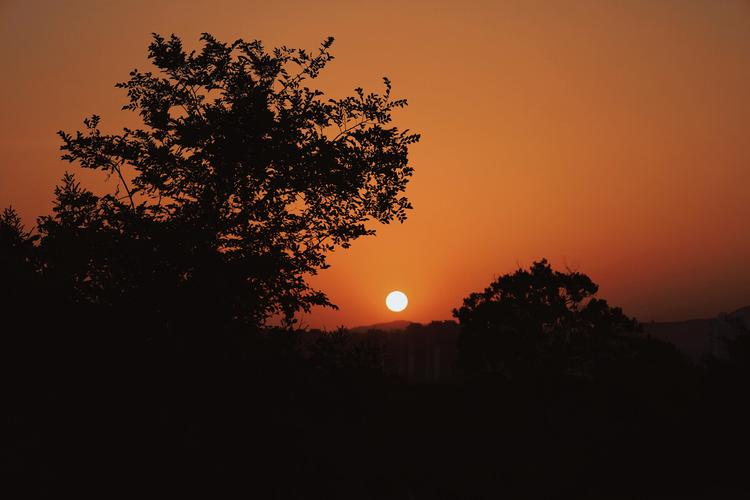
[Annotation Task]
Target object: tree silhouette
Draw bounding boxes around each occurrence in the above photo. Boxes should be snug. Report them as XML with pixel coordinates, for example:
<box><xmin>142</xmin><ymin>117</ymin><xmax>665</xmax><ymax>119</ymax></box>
<box><xmin>50</xmin><ymin>33</ymin><xmax>419</xmax><ymax>329</ymax></box>
<box><xmin>0</xmin><ymin>207</ymin><xmax>44</xmax><ymax>340</ymax></box>
<box><xmin>0</xmin><ymin>207</ymin><xmax>38</xmax><ymax>293</ymax></box>
<box><xmin>453</xmin><ymin>259</ymin><xmax>641</xmax><ymax>377</ymax></box>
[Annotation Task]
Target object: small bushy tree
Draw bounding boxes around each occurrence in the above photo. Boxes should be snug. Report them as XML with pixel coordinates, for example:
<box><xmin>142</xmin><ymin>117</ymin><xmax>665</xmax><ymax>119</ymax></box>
<box><xmin>453</xmin><ymin>259</ymin><xmax>641</xmax><ymax>377</ymax></box>
<box><xmin>0</xmin><ymin>207</ymin><xmax>40</xmax><ymax>309</ymax></box>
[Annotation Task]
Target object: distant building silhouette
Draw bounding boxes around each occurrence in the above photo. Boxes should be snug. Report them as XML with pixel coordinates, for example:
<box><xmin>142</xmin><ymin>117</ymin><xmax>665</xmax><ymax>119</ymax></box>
<box><xmin>377</xmin><ymin>322</ymin><xmax>460</xmax><ymax>383</ymax></box>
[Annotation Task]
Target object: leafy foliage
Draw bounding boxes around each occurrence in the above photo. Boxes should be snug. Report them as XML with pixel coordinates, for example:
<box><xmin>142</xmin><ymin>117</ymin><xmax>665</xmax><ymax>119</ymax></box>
<box><xmin>0</xmin><ymin>207</ymin><xmax>40</xmax><ymax>303</ymax></box>
<box><xmin>453</xmin><ymin>259</ymin><xmax>641</xmax><ymax>376</ymax></box>
<box><xmin>0</xmin><ymin>207</ymin><xmax>37</xmax><ymax>266</ymax></box>
<box><xmin>50</xmin><ymin>33</ymin><xmax>419</xmax><ymax>327</ymax></box>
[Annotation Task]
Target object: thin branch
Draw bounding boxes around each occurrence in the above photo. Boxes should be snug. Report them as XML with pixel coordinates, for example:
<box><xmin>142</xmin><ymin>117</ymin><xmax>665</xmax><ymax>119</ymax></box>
<box><xmin>332</xmin><ymin>118</ymin><xmax>370</xmax><ymax>142</ymax></box>
<box><xmin>112</xmin><ymin>162</ymin><xmax>136</xmax><ymax>210</ymax></box>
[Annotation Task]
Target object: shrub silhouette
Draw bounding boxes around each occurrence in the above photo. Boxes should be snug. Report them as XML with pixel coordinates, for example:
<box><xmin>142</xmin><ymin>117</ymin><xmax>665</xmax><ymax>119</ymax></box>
<box><xmin>0</xmin><ymin>207</ymin><xmax>39</xmax><ymax>304</ymax></box>
<box><xmin>45</xmin><ymin>32</ymin><xmax>419</xmax><ymax>331</ymax></box>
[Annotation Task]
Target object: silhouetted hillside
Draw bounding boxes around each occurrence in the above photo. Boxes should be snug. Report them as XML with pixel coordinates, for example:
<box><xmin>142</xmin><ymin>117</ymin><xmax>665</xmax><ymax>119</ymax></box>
<box><xmin>350</xmin><ymin>320</ymin><xmax>419</xmax><ymax>332</ymax></box>
<box><xmin>644</xmin><ymin>305</ymin><xmax>750</xmax><ymax>362</ymax></box>
<box><xmin>352</xmin><ymin>306</ymin><xmax>750</xmax><ymax>378</ymax></box>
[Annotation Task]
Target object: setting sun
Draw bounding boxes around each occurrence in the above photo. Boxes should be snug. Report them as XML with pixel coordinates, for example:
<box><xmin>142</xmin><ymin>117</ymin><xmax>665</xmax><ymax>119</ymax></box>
<box><xmin>386</xmin><ymin>291</ymin><xmax>408</xmax><ymax>312</ymax></box>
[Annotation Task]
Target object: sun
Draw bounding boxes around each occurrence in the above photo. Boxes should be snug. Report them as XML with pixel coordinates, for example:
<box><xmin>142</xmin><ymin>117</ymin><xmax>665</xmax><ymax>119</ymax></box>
<box><xmin>385</xmin><ymin>291</ymin><xmax>408</xmax><ymax>312</ymax></box>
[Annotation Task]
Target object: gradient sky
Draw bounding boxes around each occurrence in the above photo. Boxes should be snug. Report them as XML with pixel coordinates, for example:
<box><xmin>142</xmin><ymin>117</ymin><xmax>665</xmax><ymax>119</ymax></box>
<box><xmin>1</xmin><ymin>0</ymin><xmax>749</xmax><ymax>329</ymax></box>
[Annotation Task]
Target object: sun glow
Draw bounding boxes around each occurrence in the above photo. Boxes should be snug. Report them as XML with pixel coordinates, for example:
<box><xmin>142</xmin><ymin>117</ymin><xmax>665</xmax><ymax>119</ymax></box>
<box><xmin>385</xmin><ymin>291</ymin><xmax>408</xmax><ymax>312</ymax></box>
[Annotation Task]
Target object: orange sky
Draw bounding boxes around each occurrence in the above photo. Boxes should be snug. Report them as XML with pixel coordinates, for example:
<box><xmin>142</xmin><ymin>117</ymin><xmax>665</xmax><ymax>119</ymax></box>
<box><xmin>1</xmin><ymin>0</ymin><xmax>749</xmax><ymax>328</ymax></box>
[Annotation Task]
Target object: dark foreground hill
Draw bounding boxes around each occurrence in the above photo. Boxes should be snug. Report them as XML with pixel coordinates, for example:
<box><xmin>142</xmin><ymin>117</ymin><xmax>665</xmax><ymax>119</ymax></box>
<box><xmin>5</xmin><ymin>304</ymin><xmax>750</xmax><ymax>497</ymax></box>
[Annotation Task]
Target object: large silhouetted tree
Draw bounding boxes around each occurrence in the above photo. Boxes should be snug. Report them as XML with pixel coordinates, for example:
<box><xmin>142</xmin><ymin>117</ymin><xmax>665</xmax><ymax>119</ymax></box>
<box><xmin>45</xmin><ymin>33</ymin><xmax>419</xmax><ymax>329</ymax></box>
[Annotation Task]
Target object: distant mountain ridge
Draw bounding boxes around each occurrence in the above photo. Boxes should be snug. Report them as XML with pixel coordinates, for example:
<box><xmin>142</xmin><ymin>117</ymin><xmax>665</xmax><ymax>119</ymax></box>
<box><xmin>643</xmin><ymin>305</ymin><xmax>750</xmax><ymax>362</ymax></box>
<box><xmin>350</xmin><ymin>320</ymin><xmax>421</xmax><ymax>332</ymax></box>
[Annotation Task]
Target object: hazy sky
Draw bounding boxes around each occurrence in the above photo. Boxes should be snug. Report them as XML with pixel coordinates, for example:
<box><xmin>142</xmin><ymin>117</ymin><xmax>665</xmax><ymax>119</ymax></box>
<box><xmin>1</xmin><ymin>0</ymin><xmax>749</xmax><ymax>328</ymax></box>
